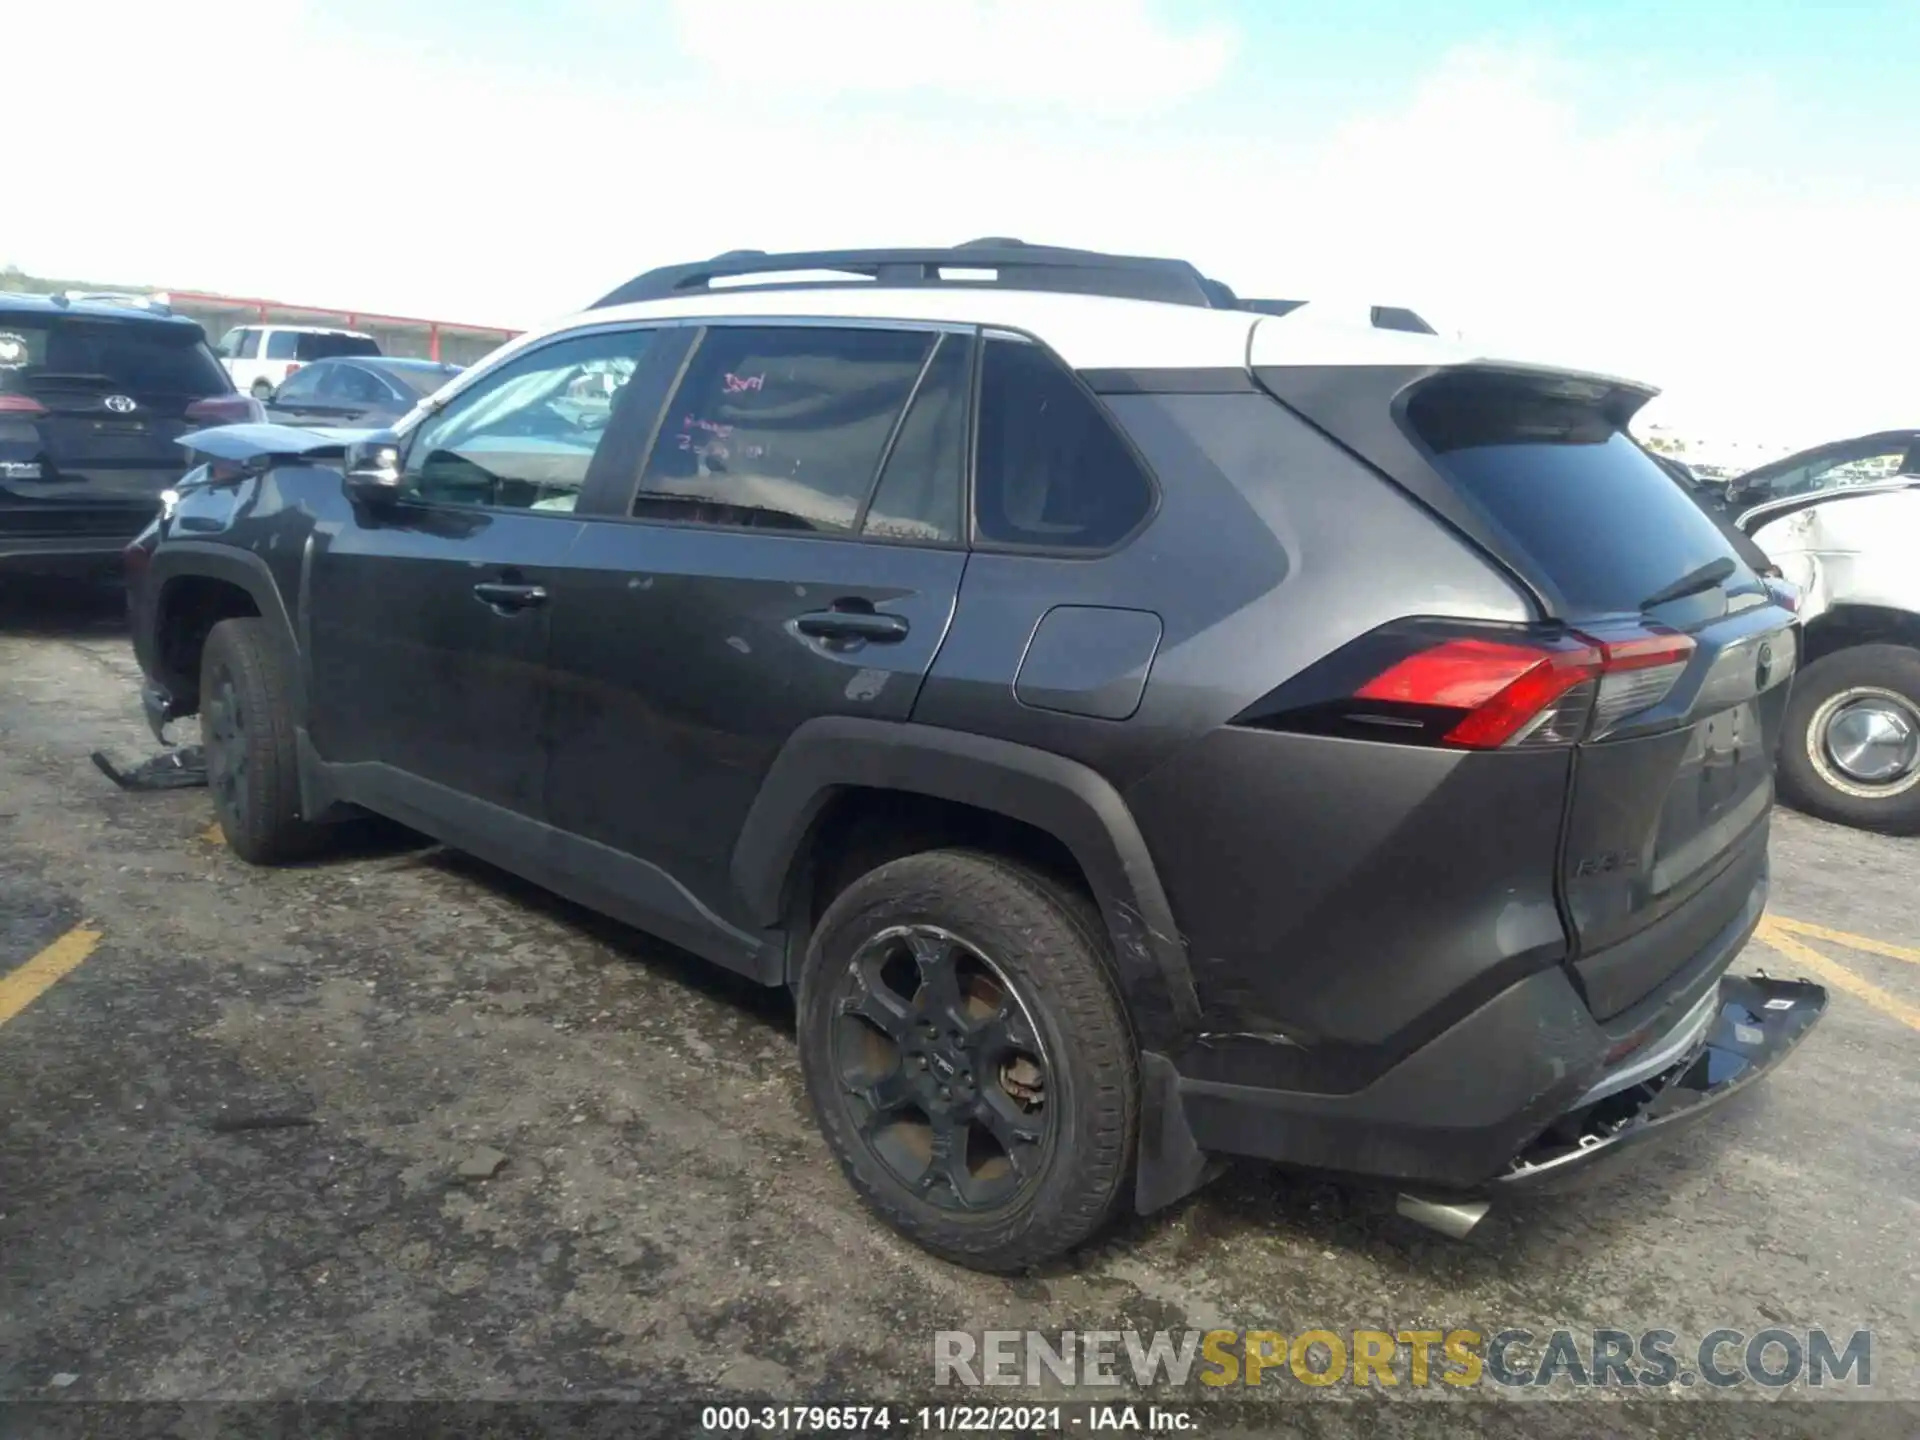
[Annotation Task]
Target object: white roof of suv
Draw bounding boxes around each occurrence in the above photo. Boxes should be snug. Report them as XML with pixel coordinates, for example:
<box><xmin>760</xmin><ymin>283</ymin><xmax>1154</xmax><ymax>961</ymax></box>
<box><xmin>471</xmin><ymin>244</ymin><xmax>1653</xmax><ymax>396</ymax></box>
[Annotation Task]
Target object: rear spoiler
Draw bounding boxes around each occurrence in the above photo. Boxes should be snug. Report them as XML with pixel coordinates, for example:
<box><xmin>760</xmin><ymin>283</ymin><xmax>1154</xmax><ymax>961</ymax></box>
<box><xmin>175</xmin><ymin>423</ymin><xmax>384</xmax><ymax>468</ymax></box>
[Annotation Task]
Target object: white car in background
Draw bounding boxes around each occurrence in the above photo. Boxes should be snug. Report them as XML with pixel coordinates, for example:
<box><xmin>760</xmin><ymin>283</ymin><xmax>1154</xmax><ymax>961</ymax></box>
<box><xmin>215</xmin><ymin>324</ymin><xmax>381</xmax><ymax>399</ymax></box>
<box><xmin>1736</xmin><ymin>459</ymin><xmax>1920</xmax><ymax>834</ymax></box>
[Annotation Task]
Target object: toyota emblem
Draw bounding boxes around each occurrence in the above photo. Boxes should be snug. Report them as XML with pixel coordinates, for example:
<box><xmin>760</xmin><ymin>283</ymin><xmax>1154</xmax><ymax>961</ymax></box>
<box><xmin>104</xmin><ymin>395</ymin><xmax>138</xmax><ymax>414</ymax></box>
<box><xmin>1755</xmin><ymin>642</ymin><xmax>1775</xmax><ymax>689</ymax></box>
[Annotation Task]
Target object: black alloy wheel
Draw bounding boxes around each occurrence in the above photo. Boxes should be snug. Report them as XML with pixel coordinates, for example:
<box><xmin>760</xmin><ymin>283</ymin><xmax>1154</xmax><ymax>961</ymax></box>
<box><xmin>797</xmin><ymin>849</ymin><xmax>1138</xmax><ymax>1271</ymax></box>
<box><xmin>828</xmin><ymin>922</ymin><xmax>1054</xmax><ymax>1212</ymax></box>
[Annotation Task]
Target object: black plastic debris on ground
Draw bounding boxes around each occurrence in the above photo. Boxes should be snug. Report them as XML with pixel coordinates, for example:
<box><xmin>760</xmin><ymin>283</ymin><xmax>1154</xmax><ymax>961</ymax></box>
<box><xmin>90</xmin><ymin>745</ymin><xmax>207</xmax><ymax>792</ymax></box>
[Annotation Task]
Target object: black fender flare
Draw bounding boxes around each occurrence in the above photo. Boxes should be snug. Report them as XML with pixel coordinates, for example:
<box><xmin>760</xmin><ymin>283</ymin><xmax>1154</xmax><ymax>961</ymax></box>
<box><xmin>146</xmin><ymin>541</ymin><xmax>304</xmax><ymax>716</ymax></box>
<box><xmin>731</xmin><ymin>715</ymin><xmax>1200</xmax><ymax>1051</ymax></box>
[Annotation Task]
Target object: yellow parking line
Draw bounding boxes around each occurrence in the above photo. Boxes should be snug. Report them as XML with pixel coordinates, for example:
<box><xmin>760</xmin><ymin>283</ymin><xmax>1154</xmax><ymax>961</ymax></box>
<box><xmin>1769</xmin><ymin>914</ymin><xmax>1920</xmax><ymax>968</ymax></box>
<box><xmin>0</xmin><ymin>925</ymin><xmax>103</xmax><ymax>1027</ymax></box>
<box><xmin>1754</xmin><ymin>920</ymin><xmax>1920</xmax><ymax>1035</ymax></box>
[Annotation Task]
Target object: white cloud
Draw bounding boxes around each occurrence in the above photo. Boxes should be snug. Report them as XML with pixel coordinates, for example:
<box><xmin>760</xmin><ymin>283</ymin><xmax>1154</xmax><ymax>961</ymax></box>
<box><xmin>4</xmin><ymin>7</ymin><xmax>1911</xmax><ymax>447</ymax></box>
<box><xmin>667</xmin><ymin>0</ymin><xmax>1235</xmax><ymax>114</ymax></box>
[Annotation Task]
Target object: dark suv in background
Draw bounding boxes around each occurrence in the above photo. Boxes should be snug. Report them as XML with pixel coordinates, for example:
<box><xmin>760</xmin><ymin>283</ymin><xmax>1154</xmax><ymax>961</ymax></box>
<box><xmin>127</xmin><ymin>244</ymin><xmax>1826</xmax><ymax>1271</ymax></box>
<box><xmin>1</xmin><ymin>295</ymin><xmax>254</xmax><ymax>577</ymax></box>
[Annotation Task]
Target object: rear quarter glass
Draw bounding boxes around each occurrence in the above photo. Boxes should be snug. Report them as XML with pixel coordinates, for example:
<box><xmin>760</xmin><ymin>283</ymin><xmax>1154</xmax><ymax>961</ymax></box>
<box><xmin>1405</xmin><ymin>372</ymin><xmax>1758</xmax><ymax>619</ymax></box>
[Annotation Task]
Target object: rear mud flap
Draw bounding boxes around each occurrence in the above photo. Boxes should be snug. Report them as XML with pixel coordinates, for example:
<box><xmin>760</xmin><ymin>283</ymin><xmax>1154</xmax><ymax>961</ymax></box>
<box><xmin>1494</xmin><ymin>974</ymin><xmax>1827</xmax><ymax>1194</ymax></box>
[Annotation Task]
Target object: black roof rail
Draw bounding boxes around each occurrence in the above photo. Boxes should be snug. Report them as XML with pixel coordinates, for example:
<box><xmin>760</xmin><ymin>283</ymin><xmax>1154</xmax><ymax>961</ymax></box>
<box><xmin>591</xmin><ymin>242</ymin><xmax>1222</xmax><ymax>310</ymax></box>
<box><xmin>589</xmin><ymin>243</ymin><xmax>1440</xmax><ymax>335</ymax></box>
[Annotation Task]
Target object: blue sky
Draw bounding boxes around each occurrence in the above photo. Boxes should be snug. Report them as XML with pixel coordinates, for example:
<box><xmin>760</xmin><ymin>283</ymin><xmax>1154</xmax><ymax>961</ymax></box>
<box><xmin>12</xmin><ymin>0</ymin><xmax>1917</xmax><ymax>446</ymax></box>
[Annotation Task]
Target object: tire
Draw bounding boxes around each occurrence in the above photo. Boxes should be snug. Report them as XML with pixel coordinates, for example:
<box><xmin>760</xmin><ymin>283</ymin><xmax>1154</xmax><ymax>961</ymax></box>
<box><xmin>797</xmin><ymin>849</ymin><xmax>1138</xmax><ymax>1272</ymax></box>
<box><xmin>249</xmin><ymin>379</ymin><xmax>273</xmax><ymax>400</ymax></box>
<box><xmin>1776</xmin><ymin>643</ymin><xmax>1920</xmax><ymax>834</ymax></box>
<box><xmin>200</xmin><ymin>617</ymin><xmax>327</xmax><ymax>863</ymax></box>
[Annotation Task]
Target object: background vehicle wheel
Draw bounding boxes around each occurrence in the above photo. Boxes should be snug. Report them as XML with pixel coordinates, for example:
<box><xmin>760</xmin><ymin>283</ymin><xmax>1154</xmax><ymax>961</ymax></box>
<box><xmin>249</xmin><ymin>379</ymin><xmax>273</xmax><ymax>400</ymax></box>
<box><xmin>201</xmin><ymin>617</ymin><xmax>326</xmax><ymax>863</ymax></box>
<box><xmin>1776</xmin><ymin>644</ymin><xmax>1920</xmax><ymax>834</ymax></box>
<box><xmin>797</xmin><ymin>850</ymin><xmax>1137</xmax><ymax>1272</ymax></box>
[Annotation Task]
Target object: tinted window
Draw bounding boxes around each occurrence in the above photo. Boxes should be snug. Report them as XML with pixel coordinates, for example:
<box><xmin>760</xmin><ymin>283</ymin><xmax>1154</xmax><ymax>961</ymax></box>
<box><xmin>974</xmin><ymin>338</ymin><xmax>1155</xmax><ymax>550</ymax></box>
<box><xmin>325</xmin><ymin>364</ymin><xmax>392</xmax><ymax>404</ymax></box>
<box><xmin>0</xmin><ymin>318</ymin><xmax>230</xmax><ymax>396</ymax></box>
<box><xmin>264</xmin><ymin>331</ymin><xmax>300</xmax><ymax>360</ymax></box>
<box><xmin>1407</xmin><ymin>372</ymin><xmax>1755</xmax><ymax>616</ymax></box>
<box><xmin>1754</xmin><ymin>445</ymin><xmax>1909</xmax><ymax>500</ymax></box>
<box><xmin>298</xmin><ymin>332</ymin><xmax>380</xmax><ymax>361</ymax></box>
<box><xmin>272</xmin><ymin>365</ymin><xmax>326</xmax><ymax>402</ymax></box>
<box><xmin>215</xmin><ymin>327</ymin><xmax>243</xmax><ymax>358</ymax></box>
<box><xmin>633</xmin><ymin>325</ymin><xmax>932</xmax><ymax>533</ymax></box>
<box><xmin>384</xmin><ymin>363</ymin><xmax>462</xmax><ymax>398</ymax></box>
<box><xmin>402</xmin><ymin>329</ymin><xmax>654</xmax><ymax>512</ymax></box>
<box><xmin>860</xmin><ymin>332</ymin><xmax>970</xmax><ymax>544</ymax></box>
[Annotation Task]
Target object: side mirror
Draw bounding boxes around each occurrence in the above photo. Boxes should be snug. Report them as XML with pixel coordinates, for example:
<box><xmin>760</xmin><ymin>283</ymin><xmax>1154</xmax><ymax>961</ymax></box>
<box><xmin>343</xmin><ymin>438</ymin><xmax>404</xmax><ymax>505</ymax></box>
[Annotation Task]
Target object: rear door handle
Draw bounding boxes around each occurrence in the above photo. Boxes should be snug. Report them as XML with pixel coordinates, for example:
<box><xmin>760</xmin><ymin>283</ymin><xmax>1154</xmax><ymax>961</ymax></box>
<box><xmin>472</xmin><ymin>581</ymin><xmax>549</xmax><ymax>612</ymax></box>
<box><xmin>794</xmin><ymin>607</ymin><xmax>909</xmax><ymax>643</ymax></box>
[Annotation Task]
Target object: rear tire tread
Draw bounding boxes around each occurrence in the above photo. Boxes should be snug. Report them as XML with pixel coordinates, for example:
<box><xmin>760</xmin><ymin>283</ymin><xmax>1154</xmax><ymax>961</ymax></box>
<box><xmin>201</xmin><ymin>616</ymin><xmax>326</xmax><ymax>864</ymax></box>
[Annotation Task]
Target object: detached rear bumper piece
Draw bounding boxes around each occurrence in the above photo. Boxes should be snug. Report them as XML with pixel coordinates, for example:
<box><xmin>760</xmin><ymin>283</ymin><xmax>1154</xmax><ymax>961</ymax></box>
<box><xmin>1490</xmin><ymin>973</ymin><xmax>1826</xmax><ymax>1195</ymax></box>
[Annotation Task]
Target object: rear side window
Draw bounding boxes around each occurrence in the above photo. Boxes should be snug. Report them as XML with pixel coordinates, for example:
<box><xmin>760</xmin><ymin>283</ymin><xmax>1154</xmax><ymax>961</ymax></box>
<box><xmin>634</xmin><ymin>325</ymin><xmax>934</xmax><ymax>534</ymax></box>
<box><xmin>1406</xmin><ymin>372</ymin><xmax>1753</xmax><ymax>616</ymax></box>
<box><xmin>0</xmin><ymin>318</ymin><xmax>229</xmax><ymax>396</ymax></box>
<box><xmin>974</xmin><ymin>338</ymin><xmax>1155</xmax><ymax>550</ymax></box>
<box><xmin>297</xmin><ymin>332</ymin><xmax>380</xmax><ymax>361</ymax></box>
<box><xmin>862</xmin><ymin>332</ymin><xmax>970</xmax><ymax>544</ymax></box>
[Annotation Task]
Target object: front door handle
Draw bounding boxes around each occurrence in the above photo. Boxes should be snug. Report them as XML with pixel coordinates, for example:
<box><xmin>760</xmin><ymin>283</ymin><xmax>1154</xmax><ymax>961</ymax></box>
<box><xmin>794</xmin><ymin>607</ymin><xmax>909</xmax><ymax>643</ymax></box>
<box><xmin>472</xmin><ymin>581</ymin><xmax>549</xmax><ymax>613</ymax></box>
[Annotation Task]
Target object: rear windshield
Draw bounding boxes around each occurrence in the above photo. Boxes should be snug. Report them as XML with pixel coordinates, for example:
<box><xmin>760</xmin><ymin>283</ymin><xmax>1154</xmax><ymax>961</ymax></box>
<box><xmin>296</xmin><ymin>332</ymin><xmax>380</xmax><ymax>361</ymax></box>
<box><xmin>1406</xmin><ymin>373</ymin><xmax>1754</xmax><ymax>616</ymax></box>
<box><xmin>384</xmin><ymin>363</ymin><xmax>462</xmax><ymax>397</ymax></box>
<box><xmin>0</xmin><ymin>317</ymin><xmax>231</xmax><ymax>397</ymax></box>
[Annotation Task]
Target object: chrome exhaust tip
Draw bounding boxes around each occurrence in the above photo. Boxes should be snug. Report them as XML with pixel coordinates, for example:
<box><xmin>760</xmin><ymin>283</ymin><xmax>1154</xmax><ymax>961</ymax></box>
<box><xmin>1396</xmin><ymin>1194</ymin><xmax>1490</xmax><ymax>1239</ymax></box>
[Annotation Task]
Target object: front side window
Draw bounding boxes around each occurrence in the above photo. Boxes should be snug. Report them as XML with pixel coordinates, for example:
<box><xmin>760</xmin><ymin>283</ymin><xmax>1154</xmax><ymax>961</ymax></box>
<box><xmin>264</xmin><ymin>331</ymin><xmax>300</xmax><ymax>360</ymax></box>
<box><xmin>400</xmin><ymin>328</ymin><xmax>653</xmax><ymax>512</ymax></box>
<box><xmin>215</xmin><ymin>328</ymin><xmax>243</xmax><ymax>358</ymax></box>
<box><xmin>633</xmin><ymin>325</ymin><xmax>935</xmax><ymax>534</ymax></box>
<box><xmin>973</xmin><ymin>337</ymin><xmax>1156</xmax><ymax>550</ymax></box>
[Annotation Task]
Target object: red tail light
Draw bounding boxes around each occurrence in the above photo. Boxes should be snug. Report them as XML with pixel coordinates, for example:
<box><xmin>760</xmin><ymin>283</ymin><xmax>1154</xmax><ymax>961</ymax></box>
<box><xmin>1358</xmin><ymin>636</ymin><xmax>1605</xmax><ymax>748</ymax></box>
<box><xmin>0</xmin><ymin>393</ymin><xmax>48</xmax><ymax>416</ymax></box>
<box><xmin>1239</xmin><ymin>620</ymin><xmax>1697</xmax><ymax>750</ymax></box>
<box><xmin>185</xmin><ymin>395</ymin><xmax>265</xmax><ymax>425</ymax></box>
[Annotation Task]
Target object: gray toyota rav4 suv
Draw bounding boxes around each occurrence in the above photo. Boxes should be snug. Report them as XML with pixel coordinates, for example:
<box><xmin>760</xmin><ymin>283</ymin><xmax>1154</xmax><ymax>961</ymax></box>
<box><xmin>126</xmin><ymin>244</ymin><xmax>1825</xmax><ymax>1271</ymax></box>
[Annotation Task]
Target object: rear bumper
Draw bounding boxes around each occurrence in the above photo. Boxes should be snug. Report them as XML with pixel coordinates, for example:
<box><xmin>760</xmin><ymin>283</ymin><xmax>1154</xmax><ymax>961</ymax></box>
<box><xmin>1139</xmin><ymin>868</ymin><xmax>1825</xmax><ymax>1210</ymax></box>
<box><xmin>1489</xmin><ymin>973</ymin><xmax>1826</xmax><ymax>1196</ymax></box>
